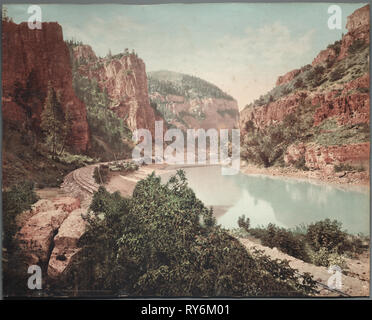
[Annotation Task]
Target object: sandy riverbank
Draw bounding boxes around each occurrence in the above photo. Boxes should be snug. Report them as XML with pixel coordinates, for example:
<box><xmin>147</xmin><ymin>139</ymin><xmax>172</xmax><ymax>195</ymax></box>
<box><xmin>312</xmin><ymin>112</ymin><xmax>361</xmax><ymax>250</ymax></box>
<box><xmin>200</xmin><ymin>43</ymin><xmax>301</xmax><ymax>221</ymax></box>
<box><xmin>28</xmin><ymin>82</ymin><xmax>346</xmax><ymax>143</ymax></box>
<box><xmin>240</xmin><ymin>163</ymin><xmax>370</xmax><ymax>192</ymax></box>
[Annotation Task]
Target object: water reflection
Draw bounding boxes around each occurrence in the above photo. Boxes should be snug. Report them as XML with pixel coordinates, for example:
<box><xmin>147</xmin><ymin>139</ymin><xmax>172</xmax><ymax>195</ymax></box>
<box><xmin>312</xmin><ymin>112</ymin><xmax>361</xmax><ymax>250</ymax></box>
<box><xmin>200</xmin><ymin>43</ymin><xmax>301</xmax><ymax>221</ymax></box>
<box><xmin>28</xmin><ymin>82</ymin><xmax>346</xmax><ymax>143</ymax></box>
<box><xmin>161</xmin><ymin>166</ymin><xmax>370</xmax><ymax>235</ymax></box>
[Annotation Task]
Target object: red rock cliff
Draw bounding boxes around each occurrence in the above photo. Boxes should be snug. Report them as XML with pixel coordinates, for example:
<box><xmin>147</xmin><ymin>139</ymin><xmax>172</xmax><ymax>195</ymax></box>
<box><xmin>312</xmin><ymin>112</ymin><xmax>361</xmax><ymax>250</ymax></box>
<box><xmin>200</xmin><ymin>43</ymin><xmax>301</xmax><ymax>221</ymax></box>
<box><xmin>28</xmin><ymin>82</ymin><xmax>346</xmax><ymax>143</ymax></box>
<box><xmin>2</xmin><ymin>21</ymin><xmax>90</xmax><ymax>151</ymax></box>
<box><xmin>240</xmin><ymin>5</ymin><xmax>370</xmax><ymax>173</ymax></box>
<box><xmin>73</xmin><ymin>45</ymin><xmax>159</xmax><ymax>136</ymax></box>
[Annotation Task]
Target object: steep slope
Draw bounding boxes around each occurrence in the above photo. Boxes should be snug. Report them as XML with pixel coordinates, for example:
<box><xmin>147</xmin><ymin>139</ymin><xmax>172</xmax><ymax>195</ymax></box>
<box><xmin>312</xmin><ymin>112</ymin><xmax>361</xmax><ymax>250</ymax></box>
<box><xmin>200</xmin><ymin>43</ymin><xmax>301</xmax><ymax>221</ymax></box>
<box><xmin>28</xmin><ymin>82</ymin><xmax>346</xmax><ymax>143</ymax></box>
<box><xmin>2</xmin><ymin>21</ymin><xmax>90</xmax><ymax>151</ymax></box>
<box><xmin>2</xmin><ymin>20</ymin><xmax>91</xmax><ymax>187</ymax></box>
<box><xmin>240</xmin><ymin>5</ymin><xmax>370</xmax><ymax>175</ymax></box>
<box><xmin>71</xmin><ymin>45</ymin><xmax>161</xmax><ymax>137</ymax></box>
<box><xmin>148</xmin><ymin>70</ymin><xmax>239</xmax><ymax>130</ymax></box>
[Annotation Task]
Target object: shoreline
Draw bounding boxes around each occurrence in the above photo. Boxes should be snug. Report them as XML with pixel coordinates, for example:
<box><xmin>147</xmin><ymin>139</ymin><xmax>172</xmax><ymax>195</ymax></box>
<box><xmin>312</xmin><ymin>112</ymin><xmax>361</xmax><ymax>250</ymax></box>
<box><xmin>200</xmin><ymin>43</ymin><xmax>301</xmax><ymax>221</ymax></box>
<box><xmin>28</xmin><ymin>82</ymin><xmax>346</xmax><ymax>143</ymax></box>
<box><xmin>240</xmin><ymin>163</ymin><xmax>370</xmax><ymax>194</ymax></box>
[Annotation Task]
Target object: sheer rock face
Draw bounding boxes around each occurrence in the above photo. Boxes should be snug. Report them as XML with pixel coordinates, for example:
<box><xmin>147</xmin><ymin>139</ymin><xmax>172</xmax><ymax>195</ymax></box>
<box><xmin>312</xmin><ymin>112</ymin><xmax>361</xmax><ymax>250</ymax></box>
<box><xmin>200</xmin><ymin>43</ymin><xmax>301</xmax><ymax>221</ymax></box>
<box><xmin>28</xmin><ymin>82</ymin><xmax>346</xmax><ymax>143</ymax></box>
<box><xmin>73</xmin><ymin>45</ymin><xmax>160</xmax><ymax>136</ymax></box>
<box><xmin>338</xmin><ymin>4</ymin><xmax>370</xmax><ymax>61</ymax></box>
<box><xmin>1</xmin><ymin>21</ymin><xmax>90</xmax><ymax>152</ymax></box>
<box><xmin>312</xmin><ymin>74</ymin><xmax>370</xmax><ymax>126</ymax></box>
<box><xmin>284</xmin><ymin>142</ymin><xmax>370</xmax><ymax>171</ymax></box>
<box><xmin>240</xmin><ymin>91</ymin><xmax>308</xmax><ymax>132</ymax></box>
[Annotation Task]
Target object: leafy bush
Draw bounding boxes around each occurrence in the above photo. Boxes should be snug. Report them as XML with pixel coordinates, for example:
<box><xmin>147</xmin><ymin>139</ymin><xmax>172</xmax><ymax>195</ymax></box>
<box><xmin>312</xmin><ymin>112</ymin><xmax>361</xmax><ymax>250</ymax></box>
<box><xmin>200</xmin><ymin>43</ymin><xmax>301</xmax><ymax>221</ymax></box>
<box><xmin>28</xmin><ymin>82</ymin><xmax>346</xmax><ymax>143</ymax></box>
<box><xmin>238</xmin><ymin>215</ymin><xmax>250</xmax><ymax>233</ymax></box>
<box><xmin>246</xmin><ymin>218</ymin><xmax>368</xmax><ymax>267</ymax></box>
<box><xmin>54</xmin><ymin>152</ymin><xmax>95</xmax><ymax>167</ymax></box>
<box><xmin>307</xmin><ymin>247</ymin><xmax>346</xmax><ymax>268</ymax></box>
<box><xmin>3</xmin><ymin>181</ymin><xmax>39</xmax><ymax>296</ymax></box>
<box><xmin>250</xmin><ymin>224</ymin><xmax>310</xmax><ymax>262</ymax></box>
<box><xmin>306</xmin><ymin>219</ymin><xmax>347</xmax><ymax>253</ymax></box>
<box><xmin>3</xmin><ymin>181</ymin><xmax>39</xmax><ymax>249</ymax></box>
<box><xmin>93</xmin><ymin>164</ymin><xmax>110</xmax><ymax>184</ymax></box>
<box><xmin>58</xmin><ymin>171</ymin><xmax>317</xmax><ymax>297</ymax></box>
<box><xmin>108</xmin><ymin>160</ymin><xmax>139</xmax><ymax>173</ymax></box>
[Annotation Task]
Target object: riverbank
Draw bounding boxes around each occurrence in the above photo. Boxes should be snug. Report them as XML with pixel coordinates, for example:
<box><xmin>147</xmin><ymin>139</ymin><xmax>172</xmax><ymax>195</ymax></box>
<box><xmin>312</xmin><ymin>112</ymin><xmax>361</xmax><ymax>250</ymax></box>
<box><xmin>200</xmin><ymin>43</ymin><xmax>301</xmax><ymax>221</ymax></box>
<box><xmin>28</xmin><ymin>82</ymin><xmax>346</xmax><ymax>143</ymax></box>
<box><xmin>238</xmin><ymin>235</ymin><xmax>370</xmax><ymax>297</ymax></box>
<box><xmin>240</xmin><ymin>162</ymin><xmax>370</xmax><ymax>192</ymax></box>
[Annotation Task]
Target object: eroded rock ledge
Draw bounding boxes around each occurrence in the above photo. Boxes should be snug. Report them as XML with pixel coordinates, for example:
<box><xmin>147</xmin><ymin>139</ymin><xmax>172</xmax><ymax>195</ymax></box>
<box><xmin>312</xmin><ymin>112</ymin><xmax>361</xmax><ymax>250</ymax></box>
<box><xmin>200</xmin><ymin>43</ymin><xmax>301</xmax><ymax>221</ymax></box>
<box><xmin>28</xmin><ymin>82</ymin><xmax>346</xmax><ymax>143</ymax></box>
<box><xmin>17</xmin><ymin>197</ymin><xmax>86</xmax><ymax>279</ymax></box>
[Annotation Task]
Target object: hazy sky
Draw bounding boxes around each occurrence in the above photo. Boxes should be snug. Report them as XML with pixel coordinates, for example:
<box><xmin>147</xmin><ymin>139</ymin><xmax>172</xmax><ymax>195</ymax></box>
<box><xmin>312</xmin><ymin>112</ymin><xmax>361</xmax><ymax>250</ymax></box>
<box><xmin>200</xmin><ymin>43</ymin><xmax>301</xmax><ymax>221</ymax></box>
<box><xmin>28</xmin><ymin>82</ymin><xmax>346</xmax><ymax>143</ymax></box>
<box><xmin>6</xmin><ymin>3</ymin><xmax>365</xmax><ymax>109</ymax></box>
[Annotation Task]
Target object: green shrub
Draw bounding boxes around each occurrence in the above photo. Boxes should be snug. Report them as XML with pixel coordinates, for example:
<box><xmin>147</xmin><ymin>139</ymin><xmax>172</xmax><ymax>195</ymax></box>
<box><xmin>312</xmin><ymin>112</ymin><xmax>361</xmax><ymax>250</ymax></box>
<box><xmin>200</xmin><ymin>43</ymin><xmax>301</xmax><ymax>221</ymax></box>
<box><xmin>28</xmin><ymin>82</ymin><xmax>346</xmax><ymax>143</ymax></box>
<box><xmin>59</xmin><ymin>171</ymin><xmax>317</xmax><ymax>297</ymax></box>
<box><xmin>238</xmin><ymin>215</ymin><xmax>250</xmax><ymax>233</ymax></box>
<box><xmin>250</xmin><ymin>224</ymin><xmax>310</xmax><ymax>263</ymax></box>
<box><xmin>3</xmin><ymin>181</ymin><xmax>39</xmax><ymax>296</ymax></box>
<box><xmin>93</xmin><ymin>164</ymin><xmax>110</xmax><ymax>184</ymax></box>
<box><xmin>306</xmin><ymin>219</ymin><xmax>347</xmax><ymax>253</ymax></box>
<box><xmin>3</xmin><ymin>181</ymin><xmax>39</xmax><ymax>249</ymax></box>
<box><xmin>307</xmin><ymin>247</ymin><xmax>346</xmax><ymax>268</ymax></box>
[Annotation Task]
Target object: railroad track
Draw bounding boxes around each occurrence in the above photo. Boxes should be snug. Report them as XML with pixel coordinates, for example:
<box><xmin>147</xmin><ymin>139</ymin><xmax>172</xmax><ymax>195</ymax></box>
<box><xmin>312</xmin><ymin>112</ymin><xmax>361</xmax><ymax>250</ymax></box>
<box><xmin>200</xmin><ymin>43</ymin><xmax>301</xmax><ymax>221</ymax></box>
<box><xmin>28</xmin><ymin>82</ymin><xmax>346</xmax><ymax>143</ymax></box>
<box><xmin>62</xmin><ymin>164</ymin><xmax>99</xmax><ymax>198</ymax></box>
<box><xmin>72</xmin><ymin>165</ymin><xmax>99</xmax><ymax>194</ymax></box>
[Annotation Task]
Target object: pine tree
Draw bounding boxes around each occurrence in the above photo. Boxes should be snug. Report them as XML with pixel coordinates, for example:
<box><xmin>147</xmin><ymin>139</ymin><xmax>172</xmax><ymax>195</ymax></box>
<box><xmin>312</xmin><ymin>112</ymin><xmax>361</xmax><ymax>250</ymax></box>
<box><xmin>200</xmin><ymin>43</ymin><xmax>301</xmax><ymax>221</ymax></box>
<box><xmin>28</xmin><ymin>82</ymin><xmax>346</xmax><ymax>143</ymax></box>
<box><xmin>40</xmin><ymin>84</ymin><xmax>71</xmax><ymax>156</ymax></box>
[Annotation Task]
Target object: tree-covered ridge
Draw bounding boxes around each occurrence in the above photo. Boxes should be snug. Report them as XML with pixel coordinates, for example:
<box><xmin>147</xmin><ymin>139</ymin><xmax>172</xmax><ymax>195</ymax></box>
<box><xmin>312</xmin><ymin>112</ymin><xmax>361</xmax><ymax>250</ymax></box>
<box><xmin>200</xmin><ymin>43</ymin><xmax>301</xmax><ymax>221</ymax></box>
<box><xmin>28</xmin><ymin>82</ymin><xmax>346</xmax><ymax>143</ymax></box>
<box><xmin>148</xmin><ymin>70</ymin><xmax>234</xmax><ymax>101</ymax></box>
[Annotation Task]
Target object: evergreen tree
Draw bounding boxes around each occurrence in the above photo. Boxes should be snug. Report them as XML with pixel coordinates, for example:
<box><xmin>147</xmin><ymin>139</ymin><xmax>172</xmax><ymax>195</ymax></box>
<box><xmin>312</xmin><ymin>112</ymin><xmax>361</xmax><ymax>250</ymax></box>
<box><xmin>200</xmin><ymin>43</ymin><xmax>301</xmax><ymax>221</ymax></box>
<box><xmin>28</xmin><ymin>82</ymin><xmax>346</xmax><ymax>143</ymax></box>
<box><xmin>40</xmin><ymin>84</ymin><xmax>71</xmax><ymax>156</ymax></box>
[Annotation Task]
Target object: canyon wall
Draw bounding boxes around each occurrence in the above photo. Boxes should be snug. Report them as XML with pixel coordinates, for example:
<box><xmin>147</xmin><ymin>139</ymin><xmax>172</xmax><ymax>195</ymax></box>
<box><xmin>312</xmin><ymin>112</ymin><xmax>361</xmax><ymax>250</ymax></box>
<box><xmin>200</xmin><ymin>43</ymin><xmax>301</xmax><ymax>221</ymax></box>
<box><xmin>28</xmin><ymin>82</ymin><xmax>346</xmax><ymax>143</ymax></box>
<box><xmin>73</xmin><ymin>45</ymin><xmax>160</xmax><ymax>136</ymax></box>
<box><xmin>2</xmin><ymin>21</ymin><xmax>90</xmax><ymax>151</ymax></box>
<box><xmin>240</xmin><ymin>4</ymin><xmax>370</xmax><ymax>173</ymax></box>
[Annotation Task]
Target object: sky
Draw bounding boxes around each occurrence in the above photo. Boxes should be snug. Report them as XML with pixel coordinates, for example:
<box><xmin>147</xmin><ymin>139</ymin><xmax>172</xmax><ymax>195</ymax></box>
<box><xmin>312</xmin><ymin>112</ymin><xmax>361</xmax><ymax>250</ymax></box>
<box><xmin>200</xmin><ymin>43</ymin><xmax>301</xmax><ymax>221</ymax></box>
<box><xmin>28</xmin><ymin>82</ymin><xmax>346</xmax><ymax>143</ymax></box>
<box><xmin>5</xmin><ymin>3</ymin><xmax>366</xmax><ymax>109</ymax></box>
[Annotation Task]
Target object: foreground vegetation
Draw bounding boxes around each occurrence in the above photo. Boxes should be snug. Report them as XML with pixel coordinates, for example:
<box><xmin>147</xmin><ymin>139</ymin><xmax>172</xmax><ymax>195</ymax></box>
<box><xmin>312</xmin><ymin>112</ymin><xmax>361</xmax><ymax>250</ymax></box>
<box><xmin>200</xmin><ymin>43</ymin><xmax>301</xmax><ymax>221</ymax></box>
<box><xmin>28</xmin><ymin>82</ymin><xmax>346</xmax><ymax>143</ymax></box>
<box><xmin>235</xmin><ymin>216</ymin><xmax>369</xmax><ymax>269</ymax></box>
<box><xmin>3</xmin><ymin>172</ymin><xmax>369</xmax><ymax>297</ymax></box>
<box><xmin>2</xmin><ymin>181</ymin><xmax>39</xmax><ymax>296</ymax></box>
<box><xmin>53</xmin><ymin>171</ymin><xmax>317</xmax><ymax>297</ymax></box>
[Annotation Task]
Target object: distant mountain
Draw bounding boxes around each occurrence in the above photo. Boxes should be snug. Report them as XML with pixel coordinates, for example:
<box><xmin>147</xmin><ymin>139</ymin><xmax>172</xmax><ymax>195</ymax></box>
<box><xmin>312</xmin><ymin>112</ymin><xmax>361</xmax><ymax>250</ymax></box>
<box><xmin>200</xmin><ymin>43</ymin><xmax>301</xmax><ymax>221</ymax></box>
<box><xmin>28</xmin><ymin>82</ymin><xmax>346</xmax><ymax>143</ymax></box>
<box><xmin>148</xmin><ymin>70</ymin><xmax>239</xmax><ymax>130</ymax></box>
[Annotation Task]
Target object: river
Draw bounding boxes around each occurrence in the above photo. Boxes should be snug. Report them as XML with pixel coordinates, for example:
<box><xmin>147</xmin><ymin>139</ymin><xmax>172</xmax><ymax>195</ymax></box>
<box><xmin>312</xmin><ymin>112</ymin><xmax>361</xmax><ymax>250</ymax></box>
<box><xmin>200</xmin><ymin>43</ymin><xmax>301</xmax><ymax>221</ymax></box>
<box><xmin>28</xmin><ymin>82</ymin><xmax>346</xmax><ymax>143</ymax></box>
<box><xmin>161</xmin><ymin>165</ymin><xmax>370</xmax><ymax>235</ymax></box>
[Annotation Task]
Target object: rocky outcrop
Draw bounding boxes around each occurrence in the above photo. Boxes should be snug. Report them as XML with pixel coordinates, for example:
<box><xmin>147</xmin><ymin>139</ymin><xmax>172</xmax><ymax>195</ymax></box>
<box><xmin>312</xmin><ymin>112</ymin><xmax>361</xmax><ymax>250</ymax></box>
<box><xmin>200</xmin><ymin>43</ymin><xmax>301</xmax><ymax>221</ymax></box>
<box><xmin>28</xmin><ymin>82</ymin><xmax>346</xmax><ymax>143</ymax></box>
<box><xmin>48</xmin><ymin>208</ymin><xmax>87</xmax><ymax>279</ymax></box>
<box><xmin>338</xmin><ymin>5</ymin><xmax>370</xmax><ymax>61</ymax></box>
<box><xmin>17</xmin><ymin>197</ymin><xmax>81</xmax><ymax>267</ymax></box>
<box><xmin>312</xmin><ymin>47</ymin><xmax>338</xmax><ymax>66</ymax></box>
<box><xmin>276</xmin><ymin>69</ymin><xmax>301</xmax><ymax>86</ymax></box>
<box><xmin>240</xmin><ymin>91</ymin><xmax>307</xmax><ymax>131</ymax></box>
<box><xmin>73</xmin><ymin>45</ymin><xmax>159</xmax><ymax>135</ymax></box>
<box><xmin>312</xmin><ymin>74</ymin><xmax>370</xmax><ymax>126</ymax></box>
<box><xmin>2</xmin><ymin>21</ymin><xmax>90</xmax><ymax>151</ymax></box>
<box><xmin>284</xmin><ymin>142</ymin><xmax>370</xmax><ymax>171</ymax></box>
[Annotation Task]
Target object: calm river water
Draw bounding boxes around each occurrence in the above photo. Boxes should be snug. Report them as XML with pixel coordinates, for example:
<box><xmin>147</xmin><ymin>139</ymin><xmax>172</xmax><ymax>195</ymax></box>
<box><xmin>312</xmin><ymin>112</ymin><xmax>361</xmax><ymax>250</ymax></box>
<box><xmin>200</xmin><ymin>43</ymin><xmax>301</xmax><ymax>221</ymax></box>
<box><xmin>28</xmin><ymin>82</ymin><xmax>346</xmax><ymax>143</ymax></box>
<box><xmin>161</xmin><ymin>166</ymin><xmax>370</xmax><ymax>235</ymax></box>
